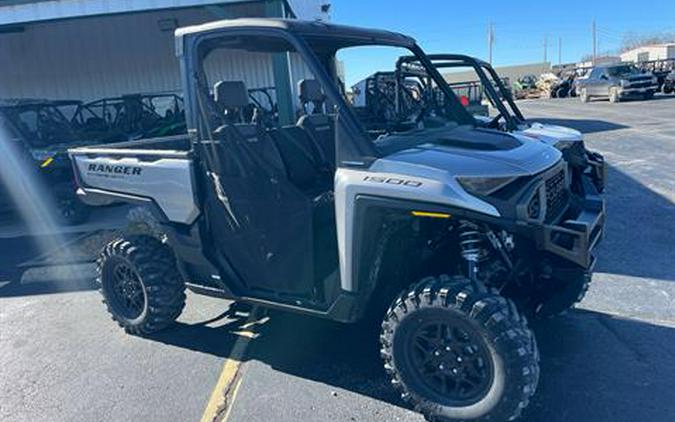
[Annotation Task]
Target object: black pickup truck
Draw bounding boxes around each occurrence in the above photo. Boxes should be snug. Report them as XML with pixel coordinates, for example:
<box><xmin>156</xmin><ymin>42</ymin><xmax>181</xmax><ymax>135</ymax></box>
<box><xmin>576</xmin><ymin>63</ymin><xmax>659</xmax><ymax>103</ymax></box>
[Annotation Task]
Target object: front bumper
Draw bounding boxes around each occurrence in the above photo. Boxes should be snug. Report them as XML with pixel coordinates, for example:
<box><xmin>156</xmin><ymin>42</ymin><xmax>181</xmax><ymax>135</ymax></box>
<box><xmin>510</xmin><ymin>165</ymin><xmax>605</xmax><ymax>270</ymax></box>
<box><xmin>532</xmin><ymin>188</ymin><xmax>604</xmax><ymax>269</ymax></box>
<box><xmin>618</xmin><ymin>85</ymin><xmax>658</xmax><ymax>97</ymax></box>
<box><xmin>586</xmin><ymin>150</ymin><xmax>606</xmax><ymax>193</ymax></box>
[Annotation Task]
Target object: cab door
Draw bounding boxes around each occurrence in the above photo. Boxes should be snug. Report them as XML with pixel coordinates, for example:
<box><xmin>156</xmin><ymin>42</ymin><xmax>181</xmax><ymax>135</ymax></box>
<box><xmin>188</xmin><ymin>31</ymin><xmax>333</xmax><ymax>299</ymax></box>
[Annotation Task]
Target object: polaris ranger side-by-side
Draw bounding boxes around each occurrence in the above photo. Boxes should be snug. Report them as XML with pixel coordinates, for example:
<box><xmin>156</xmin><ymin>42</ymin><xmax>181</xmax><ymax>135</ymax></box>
<box><xmin>396</xmin><ymin>54</ymin><xmax>606</xmax><ymax>194</ymax></box>
<box><xmin>69</xmin><ymin>19</ymin><xmax>605</xmax><ymax>422</ymax></box>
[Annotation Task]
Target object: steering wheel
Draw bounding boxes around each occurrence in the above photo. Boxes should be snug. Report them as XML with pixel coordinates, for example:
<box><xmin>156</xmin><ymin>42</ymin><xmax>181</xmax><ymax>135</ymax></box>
<box><xmin>487</xmin><ymin>111</ymin><xmax>504</xmax><ymax>129</ymax></box>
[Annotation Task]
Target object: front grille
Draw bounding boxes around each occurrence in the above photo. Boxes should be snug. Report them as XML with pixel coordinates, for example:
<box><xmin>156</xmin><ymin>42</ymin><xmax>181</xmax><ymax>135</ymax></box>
<box><xmin>544</xmin><ymin>169</ymin><xmax>568</xmax><ymax>223</ymax></box>
<box><xmin>628</xmin><ymin>81</ymin><xmax>653</xmax><ymax>89</ymax></box>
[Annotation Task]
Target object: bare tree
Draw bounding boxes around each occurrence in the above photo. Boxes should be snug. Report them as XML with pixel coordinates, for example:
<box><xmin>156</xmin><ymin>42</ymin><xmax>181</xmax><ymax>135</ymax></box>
<box><xmin>621</xmin><ymin>31</ymin><xmax>675</xmax><ymax>52</ymax></box>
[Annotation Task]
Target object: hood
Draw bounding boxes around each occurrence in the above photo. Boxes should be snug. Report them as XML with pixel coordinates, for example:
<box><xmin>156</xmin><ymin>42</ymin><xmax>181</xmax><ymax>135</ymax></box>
<box><xmin>521</xmin><ymin>122</ymin><xmax>582</xmax><ymax>149</ymax></box>
<box><xmin>373</xmin><ymin>126</ymin><xmax>561</xmax><ymax>179</ymax></box>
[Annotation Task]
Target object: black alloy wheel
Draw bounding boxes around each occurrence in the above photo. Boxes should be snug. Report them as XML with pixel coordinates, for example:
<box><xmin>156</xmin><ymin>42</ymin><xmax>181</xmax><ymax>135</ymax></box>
<box><xmin>104</xmin><ymin>256</ymin><xmax>147</xmax><ymax>321</ymax></box>
<box><xmin>403</xmin><ymin>312</ymin><xmax>494</xmax><ymax>407</ymax></box>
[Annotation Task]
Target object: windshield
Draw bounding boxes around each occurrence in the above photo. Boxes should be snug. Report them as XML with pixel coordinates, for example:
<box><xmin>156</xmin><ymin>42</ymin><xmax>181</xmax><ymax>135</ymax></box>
<box><xmin>337</xmin><ymin>45</ymin><xmax>474</xmax><ymax>142</ymax></box>
<box><xmin>607</xmin><ymin>65</ymin><xmax>641</xmax><ymax>77</ymax></box>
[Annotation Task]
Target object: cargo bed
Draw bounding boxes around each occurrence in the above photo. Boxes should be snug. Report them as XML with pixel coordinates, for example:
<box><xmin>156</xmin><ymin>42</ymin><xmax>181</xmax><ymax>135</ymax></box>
<box><xmin>68</xmin><ymin>134</ymin><xmax>199</xmax><ymax>224</ymax></box>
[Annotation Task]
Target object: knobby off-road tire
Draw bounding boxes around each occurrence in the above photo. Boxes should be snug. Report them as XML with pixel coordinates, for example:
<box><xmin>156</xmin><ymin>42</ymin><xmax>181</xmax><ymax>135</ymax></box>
<box><xmin>54</xmin><ymin>184</ymin><xmax>90</xmax><ymax>226</ymax></box>
<box><xmin>535</xmin><ymin>271</ymin><xmax>592</xmax><ymax>318</ymax></box>
<box><xmin>98</xmin><ymin>235</ymin><xmax>186</xmax><ymax>335</ymax></box>
<box><xmin>380</xmin><ymin>275</ymin><xmax>539</xmax><ymax>422</ymax></box>
<box><xmin>0</xmin><ymin>268</ymin><xmax>24</xmax><ymax>286</ymax></box>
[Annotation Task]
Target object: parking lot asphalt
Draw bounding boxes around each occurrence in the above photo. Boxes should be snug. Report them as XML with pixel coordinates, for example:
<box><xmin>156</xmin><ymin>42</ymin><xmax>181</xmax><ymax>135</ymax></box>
<box><xmin>1</xmin><ymin>96</ymin><xmax>674</xmax><ymax>422</ymax></box>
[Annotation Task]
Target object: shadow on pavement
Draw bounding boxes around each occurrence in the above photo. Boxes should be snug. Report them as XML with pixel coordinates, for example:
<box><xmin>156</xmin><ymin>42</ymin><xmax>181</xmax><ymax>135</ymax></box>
<box><xmin>530</xmin><ymin>118</ymin><xmax>628</xmax><ymax>134</ymax></box>
<box><xmin>0</xmin><ymin>230</ymin><xmax>119</xmax><ymax>297</ymax></box>
<box><xmin>0</xmin><ymin>274</ymin><xmax>98</xmax><ymax>297</ymax></box>
<box><xmin>594</xmin><ymin>165</ymin><xmax>675</xmax><ymax>281</ymax></box>
<box><xmin>524</xmin><ymin>310</ymin><xmax>675</xmax><ymax>421</ymax></box>
<box><xmin>146</xmin><ymin>307</ymin><xmax>675</xmax><ymax>421</ymax></box>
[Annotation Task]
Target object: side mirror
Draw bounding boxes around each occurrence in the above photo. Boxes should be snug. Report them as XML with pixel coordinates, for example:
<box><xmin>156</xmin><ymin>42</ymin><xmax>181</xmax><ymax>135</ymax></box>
<box><xmin>600</xmin><ymin>74</ymin><xmax>609</xmax><ymax>80</ymax></box>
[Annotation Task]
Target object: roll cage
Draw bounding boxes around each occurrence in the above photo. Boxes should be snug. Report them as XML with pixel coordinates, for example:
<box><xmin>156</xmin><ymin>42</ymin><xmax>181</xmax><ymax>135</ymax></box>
<box><xmin>396</xmin><ymin>54</ymin><xmax>528</xmax><ymax>132</ymax></box>
<box><xmin>177</xmin><ymin>19</ymin><xmax>476</xmax><ymax>167</ymax></box>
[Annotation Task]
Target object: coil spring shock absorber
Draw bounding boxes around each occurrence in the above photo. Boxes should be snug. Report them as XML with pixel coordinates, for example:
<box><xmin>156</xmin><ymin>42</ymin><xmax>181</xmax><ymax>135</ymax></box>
<box><xmin>458</xmin><ymin>221</ymin><xmax>488</xmax><ymax>281</ymax></box>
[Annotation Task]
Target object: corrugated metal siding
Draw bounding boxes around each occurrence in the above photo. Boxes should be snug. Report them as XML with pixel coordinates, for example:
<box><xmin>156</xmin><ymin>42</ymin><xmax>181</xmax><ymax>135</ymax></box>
<box><xmin>443</xmin><ymin>62</ymin><xmax>552</xmax><ymax>85</ymax></box>
<box><xmin>0</xmin><ymin>0</ymin><xmax>325</xmax><ymax>102</ymax></box>
<box><xmin>1</xmin><ymin>8</ymin><xmax>211</xmax><ymax>101</ymax></box>
<box><xmin>204</xmin><ymin>50</ymin><xmax>315</xmax><ymax>108</ymax></box>
<box><xmin>288</xmin><ymin>0</ymin><xmax>329</xmax><ymax>21</ymax></box>
<box><xmin>0</xmin><ymin>0</ymin><xmax>266</xmax><ymax>26</ymax></box>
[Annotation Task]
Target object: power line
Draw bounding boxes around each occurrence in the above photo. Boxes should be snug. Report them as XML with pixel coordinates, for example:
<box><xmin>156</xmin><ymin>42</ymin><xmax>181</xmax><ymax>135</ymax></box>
<box><xmin>558</xmin><ymin>37</ymin><xmax>562</xmax><ymax>65</ymax></box>
<box><xmin>487</xmin><ymin>22</ymin><xmax>495</xmax><ymax>64</ymax></box>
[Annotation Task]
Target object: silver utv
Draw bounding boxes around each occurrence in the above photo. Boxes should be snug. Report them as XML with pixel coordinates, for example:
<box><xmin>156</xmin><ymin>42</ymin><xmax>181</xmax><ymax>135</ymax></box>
<box><xmin>70</xmin><ymin>19</ymin><xmax>605</xmax><ymax>422</ymax></box>
<box><xmin>396</xmin><ymin>54</ymin><xmax>607</xmax><ymax>193</ymax></box>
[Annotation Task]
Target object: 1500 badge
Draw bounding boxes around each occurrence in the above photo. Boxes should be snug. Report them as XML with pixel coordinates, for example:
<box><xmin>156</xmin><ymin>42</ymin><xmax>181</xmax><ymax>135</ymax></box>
<box><xmin>363</xmin><ymin>175</ymin><xmax>422</xmax><ymax>187</ymax></box>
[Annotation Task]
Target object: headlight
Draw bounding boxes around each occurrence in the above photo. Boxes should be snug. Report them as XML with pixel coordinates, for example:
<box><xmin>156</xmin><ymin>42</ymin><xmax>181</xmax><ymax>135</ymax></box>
<box><xmin>620</xmin><ymin>79</ymin><xmax>630</xmax><ymax>87</ymax></box>
<box><xmin>457</xmin><ymin>176</ymin><xmax>518</xmax><ymax>196</ymax></box>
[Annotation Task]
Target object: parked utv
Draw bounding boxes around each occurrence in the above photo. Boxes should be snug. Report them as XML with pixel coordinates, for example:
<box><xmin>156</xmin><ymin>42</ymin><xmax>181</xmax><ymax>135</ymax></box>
<box><xmin>662</xmin><ymin>71</ymin><xmax>675</xmax><ymax>94</ymax></box>
<box><xmin>0</xmin><ymin>99</ymin><xmax>92</xmax><ymax>225</ymax></box>
<box><xmin>69</xmin><ymin>19</ymin><xmax>605</xmax><ymax>422</ymax></box>
<box><xmin>396</xmin><ymin>54</ymin><xmax>606</xmax><ymax>193</ymax></box>
<box><xmin>576</xmin><ymin>63</ymin><xmax>659</xmax><ymax>103</ymax></box>
<box><xmin>82</xmin><ymin>93</ymin><xmax>186</xmax><ymax>141</ymax></box>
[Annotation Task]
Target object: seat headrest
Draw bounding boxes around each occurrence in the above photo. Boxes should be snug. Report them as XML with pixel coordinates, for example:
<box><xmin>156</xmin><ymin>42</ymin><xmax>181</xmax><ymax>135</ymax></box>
<box><xmin>298</xmin><ymin>79</ymin><xmax>325</xmax><ymax>104</ymax></box>
<box><xmin>214</xmin><ymin>81</ymin><xmax>249</xmax><ymax>109</ymax></box>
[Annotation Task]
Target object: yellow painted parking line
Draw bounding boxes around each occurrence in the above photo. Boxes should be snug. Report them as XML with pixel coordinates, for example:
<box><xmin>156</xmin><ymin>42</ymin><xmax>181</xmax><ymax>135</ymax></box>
<box><xmin>199</xmin><ymin>309</ymin><xmax>267</xmax><ymax>422</ymax></box>
<box><xmin>220</xmin><ymin>378</ymin><xmax>243</xmax><ymax>422</ymax></box>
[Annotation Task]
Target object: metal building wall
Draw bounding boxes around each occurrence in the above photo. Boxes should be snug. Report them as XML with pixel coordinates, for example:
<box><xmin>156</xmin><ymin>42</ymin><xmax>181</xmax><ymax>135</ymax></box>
<box><xmin>205</xmin><ymin>49</ymin><xmax>315</xmax><ymax>107</ymax></box>
<box><xmin>0</xmin><ymin>0</ymin><xmax>326</xmax><ymax>102</ymax></box>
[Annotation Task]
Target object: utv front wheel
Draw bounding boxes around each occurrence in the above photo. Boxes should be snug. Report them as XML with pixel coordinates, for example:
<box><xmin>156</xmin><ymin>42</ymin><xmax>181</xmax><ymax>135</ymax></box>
<box><xmin>98</xmin><ymin>236</ymin><xmax>186</xmax><ymax>335</ymax></box>
<box><xmin>535</xmin><ymin>270</ymin><xmax>592</xmax><ymax>318</ymax></box>
<box><xmin>381</xmin><ymin>276</ymin><xmax>539</xmax><ymax>422</ymax></box>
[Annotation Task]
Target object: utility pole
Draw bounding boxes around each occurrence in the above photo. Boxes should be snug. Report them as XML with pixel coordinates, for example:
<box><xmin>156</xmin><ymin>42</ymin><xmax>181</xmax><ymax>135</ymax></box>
<box><xmin>592</xmin><ymin>19</ymin><xmax>597</xmax><ymax>64</ymax></box>
<box><xmin>543</xmin><ymin>35</ymin><xmax>548</xmax><ymax>64</ymax></box>
<box><xmin>487</xmin><ymin>22</ymin><xmax>495</xmax><ymax>64</ymax></box>
<box><xmin>558</xmin><ymin>36</ymin><xmax>562</xmax><ymax>65</ymax></box>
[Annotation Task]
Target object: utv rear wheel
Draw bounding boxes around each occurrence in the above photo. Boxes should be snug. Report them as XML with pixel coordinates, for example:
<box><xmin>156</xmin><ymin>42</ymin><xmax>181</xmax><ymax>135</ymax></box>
<box><xmin>0</xmin><ymin>268</ymin><xmax>23</xmax><ymax>286</ymax></box>
<box><xmin>98</xmin><ymin>235</ymin><xmax>186</xmax><ymax>335</ymax></box>
<box><xmin>54</xmin><ymin>184</ymin><xmax>89</xmax><ymax>226</ymax></box>
<box><xmin>535</xmin><ymin>271</ymin><xmax>591</xmax><ymax>318</ymax></box>
<box><xmin>381</xmin><ymin>275</ymin><xmax>539</xmax><ymax>422</ymax></box>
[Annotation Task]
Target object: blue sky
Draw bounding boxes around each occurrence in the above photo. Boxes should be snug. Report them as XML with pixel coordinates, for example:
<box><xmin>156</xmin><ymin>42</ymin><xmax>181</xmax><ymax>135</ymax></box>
<box><xmin>332</xmin><ymin>0</ymin><xmax>675</xmax><ymax>67</ymax></box>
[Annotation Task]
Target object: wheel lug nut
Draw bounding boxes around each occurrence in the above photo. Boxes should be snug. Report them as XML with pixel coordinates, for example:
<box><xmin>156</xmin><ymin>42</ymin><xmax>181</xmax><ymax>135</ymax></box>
<box><xmin>434</xmin><ymin>350</ymin><xmax>441</xmax><ymax>357</ymax></box>
<box><xmin>439</xmin><ymin>364</ymin><xmax>445</xmax><ymax>370</ymax></box>
<box><xmin>452</xmin><ymin>368</ymin><xmax>459</xmax><ymax>374</ymax></box>
<box><xmin>457</xmin><ymin>357</ymin><xmax>463</xmax><ymax>362</ymax></box>
<box><xmin>445</xmin><ymin>346</ymin><xmax>451</xmax><ymax>352</ymax></box>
